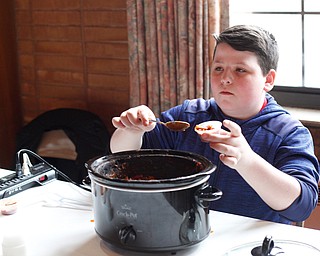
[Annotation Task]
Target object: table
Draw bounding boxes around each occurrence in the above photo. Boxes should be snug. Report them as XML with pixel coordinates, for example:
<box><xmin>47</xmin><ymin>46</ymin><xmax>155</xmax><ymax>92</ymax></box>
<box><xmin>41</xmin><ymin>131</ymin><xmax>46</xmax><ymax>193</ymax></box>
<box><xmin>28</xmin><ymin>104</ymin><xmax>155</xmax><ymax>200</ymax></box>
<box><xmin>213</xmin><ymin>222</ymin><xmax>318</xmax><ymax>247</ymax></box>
<box><xmin>1</xmin><ymin>180</ymin><xmax>320</xmax><ymax>255</ymax></box>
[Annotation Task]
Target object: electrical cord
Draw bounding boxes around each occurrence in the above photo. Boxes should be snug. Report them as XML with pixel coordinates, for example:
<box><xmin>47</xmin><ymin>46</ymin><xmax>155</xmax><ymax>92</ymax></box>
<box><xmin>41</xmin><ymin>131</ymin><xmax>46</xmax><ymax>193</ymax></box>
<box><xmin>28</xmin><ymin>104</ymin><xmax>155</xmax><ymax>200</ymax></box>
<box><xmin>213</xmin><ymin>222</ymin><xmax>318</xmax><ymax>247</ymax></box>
<box><xmin>15</xmin><ymin>149</ymin><xmax>91</xmax><ymax>192</ymax></box>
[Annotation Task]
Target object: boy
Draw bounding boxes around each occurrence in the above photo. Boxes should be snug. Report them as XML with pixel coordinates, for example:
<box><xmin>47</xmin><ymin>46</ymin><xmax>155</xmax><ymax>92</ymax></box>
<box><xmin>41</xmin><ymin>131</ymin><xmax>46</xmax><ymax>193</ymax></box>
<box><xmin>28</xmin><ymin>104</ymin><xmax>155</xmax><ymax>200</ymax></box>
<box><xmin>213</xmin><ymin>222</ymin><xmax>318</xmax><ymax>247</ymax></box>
<box><xmin>110</xmin><ymin>25</ymin><xmax>319</xmax><ymax>224</ymax></box>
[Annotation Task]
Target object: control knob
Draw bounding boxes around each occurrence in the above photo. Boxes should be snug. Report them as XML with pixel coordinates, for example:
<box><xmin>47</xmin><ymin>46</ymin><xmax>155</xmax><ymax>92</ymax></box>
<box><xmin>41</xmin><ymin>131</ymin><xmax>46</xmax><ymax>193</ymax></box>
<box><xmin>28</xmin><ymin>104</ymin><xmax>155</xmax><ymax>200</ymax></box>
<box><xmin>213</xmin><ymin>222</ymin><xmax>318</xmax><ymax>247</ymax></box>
<box><xmin>119</xmin><ymin>225</ymin><xmax>136</xmax><ymax>244</ymax></box>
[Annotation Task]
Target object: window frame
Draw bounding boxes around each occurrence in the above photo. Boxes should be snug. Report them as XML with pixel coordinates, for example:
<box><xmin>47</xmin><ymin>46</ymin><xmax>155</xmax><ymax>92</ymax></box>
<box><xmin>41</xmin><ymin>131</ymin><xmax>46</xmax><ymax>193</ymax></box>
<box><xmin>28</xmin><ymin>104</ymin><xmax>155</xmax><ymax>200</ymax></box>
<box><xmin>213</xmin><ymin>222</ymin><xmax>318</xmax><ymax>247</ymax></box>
<box><xmin>229</xmin><ymin>0</ymin><xmax>320</xmax><ymax>110</ymax></box>
<box><xmin>271</xmin><ymin>86</ymin><xmax>320</xmax><ymax>109</ymax></box>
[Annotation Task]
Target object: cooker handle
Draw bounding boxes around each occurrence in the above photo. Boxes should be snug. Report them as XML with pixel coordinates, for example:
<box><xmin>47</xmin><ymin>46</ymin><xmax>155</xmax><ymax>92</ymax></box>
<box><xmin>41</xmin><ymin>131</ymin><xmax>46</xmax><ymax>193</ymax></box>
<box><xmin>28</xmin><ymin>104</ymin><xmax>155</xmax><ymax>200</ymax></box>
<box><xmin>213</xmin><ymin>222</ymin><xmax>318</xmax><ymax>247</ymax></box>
<box><xmin>195</xmin><ymin>184</ymin><xmax>222</xmax><ymax>208</ymax></box>
<box><xmin>81</xmin><ymin>175</ymin><xmax>92</xmax><ymax>191</ymax></box>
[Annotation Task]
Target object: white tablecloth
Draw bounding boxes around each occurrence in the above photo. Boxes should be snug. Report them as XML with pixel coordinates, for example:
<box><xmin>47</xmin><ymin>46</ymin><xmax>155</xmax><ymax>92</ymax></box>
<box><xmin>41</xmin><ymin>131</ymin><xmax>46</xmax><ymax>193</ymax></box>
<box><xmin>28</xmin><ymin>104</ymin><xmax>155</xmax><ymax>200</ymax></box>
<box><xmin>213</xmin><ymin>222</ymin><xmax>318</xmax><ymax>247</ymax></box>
<box><xmin>1</xmin><ymin>180</ymin><xmax>319</xmax><ymax>255</ymax></box>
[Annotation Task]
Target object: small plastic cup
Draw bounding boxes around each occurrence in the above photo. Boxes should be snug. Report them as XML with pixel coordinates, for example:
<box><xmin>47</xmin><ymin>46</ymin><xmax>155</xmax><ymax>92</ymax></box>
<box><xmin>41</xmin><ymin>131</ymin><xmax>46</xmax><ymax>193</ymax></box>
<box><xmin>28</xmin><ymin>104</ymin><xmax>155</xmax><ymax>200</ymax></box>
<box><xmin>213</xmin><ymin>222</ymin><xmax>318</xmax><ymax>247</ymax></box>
<box><xmin>2</xmin><ymin>232</ymin><xmax>27</xmax><ymax>256</ymax></box>
<box><xmin>0</xmin><ymin>199</ymin><xmax>18</xmax><ymax>215</ymax></box>
<box><xmin>194</xmin><ymin>121</ymin><xmax>222</xmax><ymax>135</ymax></box>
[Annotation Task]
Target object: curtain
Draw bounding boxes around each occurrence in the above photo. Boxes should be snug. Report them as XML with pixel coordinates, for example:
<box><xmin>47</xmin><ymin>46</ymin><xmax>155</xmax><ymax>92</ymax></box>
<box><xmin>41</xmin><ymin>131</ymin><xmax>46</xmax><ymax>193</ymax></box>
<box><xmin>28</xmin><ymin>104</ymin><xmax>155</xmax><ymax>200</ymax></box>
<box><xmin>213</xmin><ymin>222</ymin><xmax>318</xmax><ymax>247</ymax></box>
<box><xmin>126</xmin><ymin>0</ymin><xmax>228</xmax><ymax>116</ymax></box>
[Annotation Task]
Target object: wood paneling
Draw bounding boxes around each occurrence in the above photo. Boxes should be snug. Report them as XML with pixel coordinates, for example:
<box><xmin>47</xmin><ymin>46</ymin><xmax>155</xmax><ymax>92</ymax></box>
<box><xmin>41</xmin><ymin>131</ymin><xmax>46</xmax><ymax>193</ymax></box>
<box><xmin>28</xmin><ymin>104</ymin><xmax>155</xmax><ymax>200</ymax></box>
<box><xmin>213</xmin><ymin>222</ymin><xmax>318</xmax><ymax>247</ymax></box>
<box><xmin>0</xmin><ymin>0</ymin><xmax>21</xmax><ymax>168</ymax></box>
<box><xmin>15</xmin><ymin>0</ymin><xmax>130</xmax><ymax>133</ymax></box>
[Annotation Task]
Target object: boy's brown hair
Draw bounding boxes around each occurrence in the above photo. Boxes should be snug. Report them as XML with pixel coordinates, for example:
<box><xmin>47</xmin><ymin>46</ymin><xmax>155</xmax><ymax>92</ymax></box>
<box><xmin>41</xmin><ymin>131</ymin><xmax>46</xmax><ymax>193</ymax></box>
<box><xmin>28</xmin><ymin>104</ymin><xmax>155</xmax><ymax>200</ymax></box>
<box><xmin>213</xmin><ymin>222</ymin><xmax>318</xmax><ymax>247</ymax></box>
<box><xmin>213</xmin><ymin>25</ymin><xmax>279</xmax><ymax>76</ymax></box>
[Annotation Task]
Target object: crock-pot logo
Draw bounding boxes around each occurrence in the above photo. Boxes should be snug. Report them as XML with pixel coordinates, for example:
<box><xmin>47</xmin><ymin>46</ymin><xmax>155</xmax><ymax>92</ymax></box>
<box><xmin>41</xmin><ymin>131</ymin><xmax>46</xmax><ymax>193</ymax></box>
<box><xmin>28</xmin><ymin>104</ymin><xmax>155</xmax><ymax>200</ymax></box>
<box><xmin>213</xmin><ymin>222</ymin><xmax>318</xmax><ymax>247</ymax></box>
<box><xmin>116</xmin><ymin>204</ymin><xmax>137</xmax><ymax>219</ymax></box>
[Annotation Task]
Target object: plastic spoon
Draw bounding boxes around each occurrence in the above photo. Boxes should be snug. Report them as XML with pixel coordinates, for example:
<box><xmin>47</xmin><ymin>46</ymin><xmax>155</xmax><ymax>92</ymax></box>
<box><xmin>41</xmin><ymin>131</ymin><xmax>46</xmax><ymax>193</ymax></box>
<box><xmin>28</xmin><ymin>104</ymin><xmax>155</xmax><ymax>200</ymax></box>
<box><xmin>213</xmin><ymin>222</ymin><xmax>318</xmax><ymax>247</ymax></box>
<box><xmin>150</xmin><ymin>119</ymin><xmax>190</xmax><ymax>132</ymax></box>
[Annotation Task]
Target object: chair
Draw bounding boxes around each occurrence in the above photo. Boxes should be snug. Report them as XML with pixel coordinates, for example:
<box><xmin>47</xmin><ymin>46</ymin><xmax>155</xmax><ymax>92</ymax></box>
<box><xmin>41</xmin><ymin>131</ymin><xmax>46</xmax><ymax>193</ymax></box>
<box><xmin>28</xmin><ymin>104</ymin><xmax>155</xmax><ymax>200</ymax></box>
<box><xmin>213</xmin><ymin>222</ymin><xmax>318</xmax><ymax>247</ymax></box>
<box><xmin>15</xmin><ymin>108</ymin><xmax>111</xmax><ymax>184</ymax></box>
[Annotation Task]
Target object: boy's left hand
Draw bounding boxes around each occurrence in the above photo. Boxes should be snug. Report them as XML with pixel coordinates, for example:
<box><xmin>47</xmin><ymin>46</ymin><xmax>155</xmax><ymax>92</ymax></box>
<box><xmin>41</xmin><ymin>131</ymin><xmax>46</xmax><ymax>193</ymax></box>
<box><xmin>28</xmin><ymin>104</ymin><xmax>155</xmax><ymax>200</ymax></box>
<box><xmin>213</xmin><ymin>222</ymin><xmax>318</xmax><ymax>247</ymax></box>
<box><xmin>199</xmin><ymin>119</ymin><xmax>253</xmax><ymax>170</ymax></box>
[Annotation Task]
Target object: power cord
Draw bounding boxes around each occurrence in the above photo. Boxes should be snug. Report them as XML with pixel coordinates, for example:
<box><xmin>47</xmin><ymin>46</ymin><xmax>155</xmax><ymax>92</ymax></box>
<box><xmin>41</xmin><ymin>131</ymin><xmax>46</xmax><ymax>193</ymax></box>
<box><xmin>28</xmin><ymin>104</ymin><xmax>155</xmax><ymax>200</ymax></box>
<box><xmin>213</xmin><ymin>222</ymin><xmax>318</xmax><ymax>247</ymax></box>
<box><xmin>15</xmin><ymin>149</ymin><xmax>91</xmax><ymax>192</ymax></box>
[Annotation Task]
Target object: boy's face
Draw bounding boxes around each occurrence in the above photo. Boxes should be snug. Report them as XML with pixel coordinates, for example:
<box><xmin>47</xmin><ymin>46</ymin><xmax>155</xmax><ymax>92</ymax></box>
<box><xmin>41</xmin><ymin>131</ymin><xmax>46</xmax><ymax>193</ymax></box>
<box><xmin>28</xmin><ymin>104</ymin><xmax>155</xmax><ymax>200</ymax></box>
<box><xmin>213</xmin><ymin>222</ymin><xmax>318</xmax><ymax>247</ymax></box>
<box><xmin>211</xmin><ymin>43</ymin><xmax>275</xmax><ymax>120</ymax></box>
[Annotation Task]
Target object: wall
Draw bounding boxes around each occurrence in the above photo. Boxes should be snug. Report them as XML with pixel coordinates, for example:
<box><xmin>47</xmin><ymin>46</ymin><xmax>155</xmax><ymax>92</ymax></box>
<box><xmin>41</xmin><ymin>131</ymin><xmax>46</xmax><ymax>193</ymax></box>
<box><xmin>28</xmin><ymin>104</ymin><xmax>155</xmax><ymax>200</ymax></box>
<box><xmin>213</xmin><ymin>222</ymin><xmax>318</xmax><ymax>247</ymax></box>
<box><xmin>15</xmin><ymin>0</ymin><xmax>130</xmax><ymax>133</ymax></box>
<box><xmin>309</xmin><ymin>127</ymin><xmax>320</xmax><ymax>158</ymax></box>
<box><xmin>0</xmin><ymin>0</ymin><xmax>22</xmax><ymax>168</ymax></box>
<box><xmin>305</xmin><ymin>125</ymin><xmax>320</xmax><ymax>229</ymax></box>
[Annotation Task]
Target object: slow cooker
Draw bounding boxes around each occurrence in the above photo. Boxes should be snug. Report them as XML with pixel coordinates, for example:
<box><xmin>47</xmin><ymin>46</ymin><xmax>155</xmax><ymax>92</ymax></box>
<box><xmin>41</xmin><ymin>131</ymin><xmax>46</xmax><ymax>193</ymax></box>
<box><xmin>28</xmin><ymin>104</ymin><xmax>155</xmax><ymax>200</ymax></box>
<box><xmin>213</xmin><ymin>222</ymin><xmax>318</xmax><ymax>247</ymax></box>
<box><xmin>86</xmin><ymin>149</ymin><xmax>222</xmax><ymax>252</ymax></box>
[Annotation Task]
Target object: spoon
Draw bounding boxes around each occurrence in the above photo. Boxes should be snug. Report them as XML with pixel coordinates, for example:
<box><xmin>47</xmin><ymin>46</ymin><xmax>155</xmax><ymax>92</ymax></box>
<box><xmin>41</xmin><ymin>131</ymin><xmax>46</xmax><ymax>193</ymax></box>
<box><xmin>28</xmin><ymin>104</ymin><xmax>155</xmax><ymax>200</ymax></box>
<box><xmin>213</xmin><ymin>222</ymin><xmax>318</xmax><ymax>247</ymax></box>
<box><xmin>150</xmin><ymin>119</ymin><xmax>190</xmax><ymax>132</ymax></box>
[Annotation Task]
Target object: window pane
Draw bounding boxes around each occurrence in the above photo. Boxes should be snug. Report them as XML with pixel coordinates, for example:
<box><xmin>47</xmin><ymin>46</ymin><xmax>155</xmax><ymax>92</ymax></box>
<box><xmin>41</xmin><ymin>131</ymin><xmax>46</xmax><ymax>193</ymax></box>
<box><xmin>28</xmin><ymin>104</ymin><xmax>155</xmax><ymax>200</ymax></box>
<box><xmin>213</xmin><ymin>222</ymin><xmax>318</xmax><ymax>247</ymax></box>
<box><xmin>304</xmin><ymin>0</ymin><xmax>320</xmax><ymax>11</ymax></box>
<box><xmin>229</xmin><ymin>0</ymin><xmax>301</xmax><ymax>13</ymax></box>
<box><xmin>229</xmin><ymin>14</ymin><xmax>302</xmax><ymax>87</ymax></box>
<box><xmin>304</xmin><ymin>15</ymin><xmax>320</xmax><ymax>87</ymax></box>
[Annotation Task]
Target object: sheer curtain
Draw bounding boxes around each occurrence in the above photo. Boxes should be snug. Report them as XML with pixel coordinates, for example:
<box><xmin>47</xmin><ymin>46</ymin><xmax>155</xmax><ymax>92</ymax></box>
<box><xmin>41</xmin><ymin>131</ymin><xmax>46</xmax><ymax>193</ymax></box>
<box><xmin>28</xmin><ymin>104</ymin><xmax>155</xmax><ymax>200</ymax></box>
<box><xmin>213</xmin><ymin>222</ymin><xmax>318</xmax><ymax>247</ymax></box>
<box><xmin>126</xmin><ymin>0</ymin><xmax>228</xmax><ymax>116</ymax></box>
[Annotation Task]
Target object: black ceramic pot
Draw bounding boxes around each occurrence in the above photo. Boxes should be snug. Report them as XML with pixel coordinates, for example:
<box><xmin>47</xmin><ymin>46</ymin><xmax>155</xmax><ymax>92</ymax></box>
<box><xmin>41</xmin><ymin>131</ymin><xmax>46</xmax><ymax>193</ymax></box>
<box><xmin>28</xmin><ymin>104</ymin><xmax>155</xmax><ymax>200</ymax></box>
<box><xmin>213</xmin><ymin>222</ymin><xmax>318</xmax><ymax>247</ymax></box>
<box><xmin>86</xmin><ymin>149</ymin><xmax>222</xmax><ymax>252</ymax></box>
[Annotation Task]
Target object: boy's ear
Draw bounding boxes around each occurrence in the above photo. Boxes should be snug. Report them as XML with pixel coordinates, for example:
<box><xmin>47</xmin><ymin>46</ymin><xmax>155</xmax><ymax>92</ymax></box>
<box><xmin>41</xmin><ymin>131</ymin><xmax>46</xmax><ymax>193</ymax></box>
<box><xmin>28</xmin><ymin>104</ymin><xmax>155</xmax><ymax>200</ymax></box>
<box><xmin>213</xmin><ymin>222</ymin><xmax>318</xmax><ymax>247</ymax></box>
<box><xmin>264</xmin><ymin>69</ymin><xmax>276</xmax><ymax>92</ymax></box>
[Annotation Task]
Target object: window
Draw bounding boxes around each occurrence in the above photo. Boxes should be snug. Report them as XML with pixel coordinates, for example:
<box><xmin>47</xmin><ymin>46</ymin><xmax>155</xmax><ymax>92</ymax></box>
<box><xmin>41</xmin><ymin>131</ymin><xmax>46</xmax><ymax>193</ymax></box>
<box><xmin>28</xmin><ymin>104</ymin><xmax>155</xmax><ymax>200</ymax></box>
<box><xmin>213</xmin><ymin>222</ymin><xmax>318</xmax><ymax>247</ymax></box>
<box><xmin>229</xmin><ymin>0</ymin><xmax>320</xmax><ymax>109</ymax></box>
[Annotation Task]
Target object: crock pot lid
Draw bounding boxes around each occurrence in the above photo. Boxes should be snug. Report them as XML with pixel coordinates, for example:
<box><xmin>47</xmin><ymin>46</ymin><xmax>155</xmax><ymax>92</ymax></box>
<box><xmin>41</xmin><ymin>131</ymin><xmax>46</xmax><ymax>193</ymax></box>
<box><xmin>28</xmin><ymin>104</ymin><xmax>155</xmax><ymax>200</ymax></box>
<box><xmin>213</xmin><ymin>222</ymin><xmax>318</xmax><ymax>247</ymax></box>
<box><xmin>223</xmin><ymin>238</ymin><xmax>320</xmax><ymax>255</ymax></box>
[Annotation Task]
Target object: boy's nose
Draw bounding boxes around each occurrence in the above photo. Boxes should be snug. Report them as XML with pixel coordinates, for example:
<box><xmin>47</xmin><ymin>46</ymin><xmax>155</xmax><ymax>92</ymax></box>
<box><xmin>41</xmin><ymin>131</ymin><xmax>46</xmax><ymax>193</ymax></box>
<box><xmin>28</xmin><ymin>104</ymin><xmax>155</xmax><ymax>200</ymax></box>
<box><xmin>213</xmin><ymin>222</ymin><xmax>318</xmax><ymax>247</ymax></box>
<box><xmin>221</xmin><ymin>75</ymin><xmax>232</xmax><ymax>85</ymax></box>
<box><xmin>221</xmin><ymin>78</ymin><xmax>231</xmax><ymax>85</ymax></box>
<box><xmin>220</xmin><ymin>70</ymin><xmax>233</xmax><ymax>85</ymax></box>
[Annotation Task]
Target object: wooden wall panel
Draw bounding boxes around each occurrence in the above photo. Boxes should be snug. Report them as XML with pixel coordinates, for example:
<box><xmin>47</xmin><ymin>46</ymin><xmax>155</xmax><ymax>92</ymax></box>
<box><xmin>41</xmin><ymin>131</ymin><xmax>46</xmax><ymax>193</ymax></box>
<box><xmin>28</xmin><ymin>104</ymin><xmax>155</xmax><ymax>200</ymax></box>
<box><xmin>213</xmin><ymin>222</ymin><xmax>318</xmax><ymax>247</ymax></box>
<box><xmin>0</xmin><ymin>0</ymin><xmax>21</xmax><ymax>168</ymax></box>
<box><xmin>15</xmin><ymin>0</ymin><xmax>130</xmax><ymax>133</ymax></box>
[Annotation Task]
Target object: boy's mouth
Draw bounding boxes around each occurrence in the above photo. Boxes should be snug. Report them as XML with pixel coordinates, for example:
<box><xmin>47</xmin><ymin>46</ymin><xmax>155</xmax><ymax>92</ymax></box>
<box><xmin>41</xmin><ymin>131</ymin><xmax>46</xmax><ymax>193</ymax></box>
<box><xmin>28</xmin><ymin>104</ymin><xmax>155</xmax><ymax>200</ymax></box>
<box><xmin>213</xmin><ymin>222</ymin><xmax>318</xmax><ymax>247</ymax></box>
<box><xmin>220</xmin><ymin>91</ymin><xmax>233</xmax><ymax>95</ymax></box>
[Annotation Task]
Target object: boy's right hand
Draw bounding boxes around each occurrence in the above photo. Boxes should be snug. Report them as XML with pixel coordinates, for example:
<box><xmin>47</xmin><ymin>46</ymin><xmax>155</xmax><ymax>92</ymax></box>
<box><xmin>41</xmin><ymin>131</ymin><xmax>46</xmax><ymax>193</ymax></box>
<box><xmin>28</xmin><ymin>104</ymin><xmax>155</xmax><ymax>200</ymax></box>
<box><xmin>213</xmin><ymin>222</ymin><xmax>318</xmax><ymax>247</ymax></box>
<box><xmin>112</xmin><ymin>105</ymin><xmax>156</xmax><ymax>132</ymax></box>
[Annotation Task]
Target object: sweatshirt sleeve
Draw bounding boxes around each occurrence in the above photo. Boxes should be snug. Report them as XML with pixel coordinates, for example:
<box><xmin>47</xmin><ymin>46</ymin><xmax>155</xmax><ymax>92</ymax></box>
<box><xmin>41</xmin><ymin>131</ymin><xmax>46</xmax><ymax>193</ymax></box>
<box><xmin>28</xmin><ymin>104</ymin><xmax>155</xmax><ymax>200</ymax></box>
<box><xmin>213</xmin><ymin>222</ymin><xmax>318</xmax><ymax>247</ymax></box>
<box><xmin>280</xmin><ymin>179</ymin><xmax>318</xmax><ymax>222</ymax></box>
<box><xmin>276</xmin><ymin>125</ymin><xmax>319</xmax><ymax>222</ymax></box>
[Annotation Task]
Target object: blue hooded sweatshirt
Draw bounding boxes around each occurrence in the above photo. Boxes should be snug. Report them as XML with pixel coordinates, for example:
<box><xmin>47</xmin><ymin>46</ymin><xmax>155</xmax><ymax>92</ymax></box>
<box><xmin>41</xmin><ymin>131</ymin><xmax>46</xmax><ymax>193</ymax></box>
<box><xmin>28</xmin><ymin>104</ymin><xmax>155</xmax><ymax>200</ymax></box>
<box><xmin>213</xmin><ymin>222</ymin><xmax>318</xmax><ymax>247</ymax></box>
<box><xmin>142</xmin><ymin>93</ymin><xmax>319</xmax><ymax>224</ymax></box>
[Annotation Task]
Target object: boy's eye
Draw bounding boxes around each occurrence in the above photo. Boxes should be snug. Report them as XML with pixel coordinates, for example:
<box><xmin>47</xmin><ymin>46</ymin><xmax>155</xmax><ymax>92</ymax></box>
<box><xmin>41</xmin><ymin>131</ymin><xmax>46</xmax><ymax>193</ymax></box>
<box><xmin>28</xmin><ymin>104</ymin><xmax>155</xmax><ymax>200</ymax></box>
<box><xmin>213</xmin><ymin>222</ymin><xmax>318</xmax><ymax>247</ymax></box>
<box><xmin>236</xmin><ymin>68</ymin><xmax>246</xmax><ymax>73</ymax></box>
